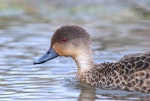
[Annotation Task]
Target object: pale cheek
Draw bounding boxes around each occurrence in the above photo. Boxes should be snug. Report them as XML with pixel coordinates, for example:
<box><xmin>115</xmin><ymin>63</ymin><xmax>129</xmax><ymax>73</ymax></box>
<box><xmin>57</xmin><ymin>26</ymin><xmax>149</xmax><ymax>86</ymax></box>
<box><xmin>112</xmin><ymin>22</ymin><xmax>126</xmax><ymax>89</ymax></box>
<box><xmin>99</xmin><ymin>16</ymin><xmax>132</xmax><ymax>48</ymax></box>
<box><xmin>52</xmin><ymin>43</ymin><xmax>78</xmax><ymax>57</ymax></box>
<box><xmin>67</xmin><ymin>48</ymin><xmax>80</xmax><ymax>58</ymax></box>
<box><xmin>52</xmin><ymin>44</ymin><xmax>66</xmax><ymax>56</ymax></box>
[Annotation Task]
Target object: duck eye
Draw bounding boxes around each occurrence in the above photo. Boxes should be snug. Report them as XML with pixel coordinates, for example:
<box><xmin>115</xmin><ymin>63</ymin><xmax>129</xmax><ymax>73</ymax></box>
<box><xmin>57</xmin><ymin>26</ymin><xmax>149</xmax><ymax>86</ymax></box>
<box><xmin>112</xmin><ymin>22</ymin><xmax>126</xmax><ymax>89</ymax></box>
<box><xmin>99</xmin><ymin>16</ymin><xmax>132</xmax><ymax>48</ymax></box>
<box><xmin>61</xmin><ymin>37</ymin><xmax>67</xmax><ymax>42</ymax></box>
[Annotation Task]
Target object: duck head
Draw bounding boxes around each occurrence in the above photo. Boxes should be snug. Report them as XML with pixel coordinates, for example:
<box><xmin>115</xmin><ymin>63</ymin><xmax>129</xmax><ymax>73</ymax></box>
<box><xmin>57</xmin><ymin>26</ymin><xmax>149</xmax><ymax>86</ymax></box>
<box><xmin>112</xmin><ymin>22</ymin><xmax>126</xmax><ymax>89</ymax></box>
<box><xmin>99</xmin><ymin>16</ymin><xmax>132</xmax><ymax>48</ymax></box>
<box><xmin>34</xmin><ymin>25</ymin><xmax>94</xmax><ymax>73</ymax></box>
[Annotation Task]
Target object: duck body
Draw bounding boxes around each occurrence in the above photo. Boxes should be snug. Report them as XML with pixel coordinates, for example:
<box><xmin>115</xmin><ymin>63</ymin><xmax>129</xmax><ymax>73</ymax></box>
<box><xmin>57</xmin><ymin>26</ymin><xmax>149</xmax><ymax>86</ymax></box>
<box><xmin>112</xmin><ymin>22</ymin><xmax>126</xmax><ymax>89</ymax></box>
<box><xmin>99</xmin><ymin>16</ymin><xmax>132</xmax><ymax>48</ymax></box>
<box><xmin>34</xmin><ymin>25</ymin><xmax>150</xmax><ymax>93</ymax></box>
<box><xmin>79</xmin><ymin>52</ymin><xmax>150</xmax><ymax>92</ymax></box>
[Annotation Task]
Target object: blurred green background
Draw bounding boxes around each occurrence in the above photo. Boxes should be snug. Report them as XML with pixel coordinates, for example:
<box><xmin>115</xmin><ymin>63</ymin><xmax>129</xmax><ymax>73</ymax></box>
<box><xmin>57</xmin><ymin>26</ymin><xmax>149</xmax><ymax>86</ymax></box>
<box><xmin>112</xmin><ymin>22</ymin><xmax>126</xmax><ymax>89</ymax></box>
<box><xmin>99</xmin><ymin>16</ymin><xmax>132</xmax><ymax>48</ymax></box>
<box><xmin>0</xmin><ymin>0</ymin><xmax>150</xmax><ymax>28</ymax></box>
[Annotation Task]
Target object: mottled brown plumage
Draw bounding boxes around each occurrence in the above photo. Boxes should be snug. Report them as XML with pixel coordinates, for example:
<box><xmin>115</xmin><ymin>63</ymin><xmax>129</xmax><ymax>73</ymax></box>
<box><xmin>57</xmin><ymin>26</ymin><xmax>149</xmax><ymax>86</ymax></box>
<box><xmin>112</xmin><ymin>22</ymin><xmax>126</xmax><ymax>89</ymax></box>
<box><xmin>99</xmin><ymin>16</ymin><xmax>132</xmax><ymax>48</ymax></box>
<box><xmin>34</xmin><ymin>25</ymin><xmax>150</xmax><ymax>93</ymax></box>
<box><xmin>79</xmin><ymin>52</ymin><xmax>150</xmax><ymax>92</ymax></box>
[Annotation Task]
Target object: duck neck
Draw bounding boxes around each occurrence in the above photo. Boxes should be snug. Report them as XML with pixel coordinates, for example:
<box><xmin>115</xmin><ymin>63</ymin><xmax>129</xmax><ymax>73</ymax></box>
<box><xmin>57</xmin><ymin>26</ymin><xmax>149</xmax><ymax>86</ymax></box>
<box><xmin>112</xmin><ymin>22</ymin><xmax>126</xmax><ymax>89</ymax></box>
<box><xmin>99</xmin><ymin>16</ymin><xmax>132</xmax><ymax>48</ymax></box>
<box><xmin>74</xmin><ymin>50</ymin><xmax>95</xmax><ymax>75</ymax></box>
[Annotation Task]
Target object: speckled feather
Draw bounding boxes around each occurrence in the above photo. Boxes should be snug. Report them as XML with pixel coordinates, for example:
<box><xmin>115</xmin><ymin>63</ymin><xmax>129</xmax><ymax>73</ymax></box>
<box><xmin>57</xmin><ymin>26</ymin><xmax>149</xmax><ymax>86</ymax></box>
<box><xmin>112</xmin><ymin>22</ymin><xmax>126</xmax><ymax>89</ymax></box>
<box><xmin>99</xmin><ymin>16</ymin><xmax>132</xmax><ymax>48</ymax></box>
<box><xmin>79</xmin><ymin>51</ymin><xmax>150</xmax><ymax>92</ymax></box>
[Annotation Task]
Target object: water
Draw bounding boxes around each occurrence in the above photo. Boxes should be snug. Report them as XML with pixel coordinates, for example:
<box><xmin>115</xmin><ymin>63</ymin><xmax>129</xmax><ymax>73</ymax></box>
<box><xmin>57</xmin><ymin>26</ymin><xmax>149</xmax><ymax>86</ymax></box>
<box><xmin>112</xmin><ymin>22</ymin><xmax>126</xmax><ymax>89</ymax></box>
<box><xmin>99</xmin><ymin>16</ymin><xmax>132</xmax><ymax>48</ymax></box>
<box><xmin>0</xmin><ymin>1</ymin><xmax>150</xmax><ymax>101</ymax></box>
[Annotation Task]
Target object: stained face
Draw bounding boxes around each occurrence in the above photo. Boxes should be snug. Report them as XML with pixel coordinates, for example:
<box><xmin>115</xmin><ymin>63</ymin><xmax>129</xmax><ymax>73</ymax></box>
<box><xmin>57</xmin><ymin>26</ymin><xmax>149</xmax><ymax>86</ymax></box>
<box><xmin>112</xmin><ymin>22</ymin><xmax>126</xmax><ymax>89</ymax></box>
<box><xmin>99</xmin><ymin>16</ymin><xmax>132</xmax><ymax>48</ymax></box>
<box><xmin>51</xmin><ymin>34</ymin><xmax>79</xmax><ymax>58</ymax></box>
<box><xmin>51</xmin><ymin>26</ymin><xmax>89</xmax><ymax>57</ymax></box>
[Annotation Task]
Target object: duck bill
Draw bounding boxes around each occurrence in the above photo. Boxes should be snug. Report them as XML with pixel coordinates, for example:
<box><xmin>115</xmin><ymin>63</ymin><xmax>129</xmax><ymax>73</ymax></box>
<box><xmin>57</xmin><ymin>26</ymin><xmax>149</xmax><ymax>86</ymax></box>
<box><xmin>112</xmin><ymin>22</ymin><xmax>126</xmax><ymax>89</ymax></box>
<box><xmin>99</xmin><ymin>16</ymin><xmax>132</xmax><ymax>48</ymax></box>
<box><xmin>33</xmin><ymin>48</ymin><xmax>58</xmax><ymax>65</ymax></box>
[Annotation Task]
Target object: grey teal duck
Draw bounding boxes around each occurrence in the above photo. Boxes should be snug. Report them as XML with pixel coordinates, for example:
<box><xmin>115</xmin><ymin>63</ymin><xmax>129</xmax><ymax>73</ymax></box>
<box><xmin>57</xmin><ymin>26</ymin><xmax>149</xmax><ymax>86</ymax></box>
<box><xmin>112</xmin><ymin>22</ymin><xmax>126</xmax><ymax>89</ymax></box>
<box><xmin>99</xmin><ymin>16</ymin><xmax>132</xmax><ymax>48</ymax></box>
<box><xmin>34</xmin><ymin>25</ymin><xmax>150</xmax><ymax>93</ymax></box>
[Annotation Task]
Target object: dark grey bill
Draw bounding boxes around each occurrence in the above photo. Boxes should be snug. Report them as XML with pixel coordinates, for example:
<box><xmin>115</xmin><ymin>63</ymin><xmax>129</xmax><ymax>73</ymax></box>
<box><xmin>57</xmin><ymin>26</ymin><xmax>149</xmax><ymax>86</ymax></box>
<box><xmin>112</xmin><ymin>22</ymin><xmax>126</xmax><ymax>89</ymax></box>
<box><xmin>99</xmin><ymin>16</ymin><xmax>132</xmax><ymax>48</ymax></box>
<box><xmin>33</xmin><ymin>48</ymin><xmax>58</xmax><ymax>65</ymax></box>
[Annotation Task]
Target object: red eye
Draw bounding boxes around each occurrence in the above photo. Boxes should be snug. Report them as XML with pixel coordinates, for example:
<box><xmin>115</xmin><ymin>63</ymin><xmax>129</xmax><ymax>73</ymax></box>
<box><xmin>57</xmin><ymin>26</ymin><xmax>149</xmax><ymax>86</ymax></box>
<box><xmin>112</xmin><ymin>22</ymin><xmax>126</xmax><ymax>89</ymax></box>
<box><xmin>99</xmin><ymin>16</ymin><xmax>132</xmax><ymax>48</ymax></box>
<box><xmin>62</xmin><ymin>37</ymin><xmax>67</xmax><ymax>42</ymax></box>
